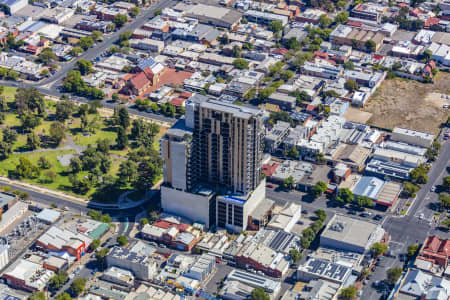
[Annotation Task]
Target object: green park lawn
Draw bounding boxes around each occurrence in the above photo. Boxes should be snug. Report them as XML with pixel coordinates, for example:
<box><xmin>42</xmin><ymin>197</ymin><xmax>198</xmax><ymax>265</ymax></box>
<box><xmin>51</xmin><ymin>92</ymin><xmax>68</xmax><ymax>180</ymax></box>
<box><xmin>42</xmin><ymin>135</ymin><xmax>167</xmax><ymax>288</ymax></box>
<box><xmin>0</xmin><ymin>149</ymin><xmax>76</xmax><ymax>191</ymax></box>
<box><xmin>2</xmin><ymin>87</ymin><xmax>16</xmax><ymax>100</ymax></box>
<box><xmin>0</xmin><ymin>87</ymin><xmax>163</xmax><ymax>200</ymax></box>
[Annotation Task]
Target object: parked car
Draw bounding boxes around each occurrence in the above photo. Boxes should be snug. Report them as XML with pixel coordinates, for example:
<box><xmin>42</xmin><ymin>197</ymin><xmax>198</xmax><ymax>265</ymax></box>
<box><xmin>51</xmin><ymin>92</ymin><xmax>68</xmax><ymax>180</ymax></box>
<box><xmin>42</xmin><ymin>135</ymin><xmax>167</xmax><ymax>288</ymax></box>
<box><xmin>373</xmin><ymin>214</ymin><xmax>383</xmax><ymax>221</ymax></box>
<box><xmin>266</xmin><ymin>184</ymin><xmax>274</xmax><ymax>188</ymax></box>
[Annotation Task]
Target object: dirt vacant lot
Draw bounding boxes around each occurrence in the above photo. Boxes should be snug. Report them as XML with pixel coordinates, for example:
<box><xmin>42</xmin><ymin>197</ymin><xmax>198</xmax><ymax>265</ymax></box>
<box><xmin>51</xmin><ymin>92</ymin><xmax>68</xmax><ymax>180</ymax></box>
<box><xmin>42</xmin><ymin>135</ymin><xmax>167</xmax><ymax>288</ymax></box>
<box><xmin>360</xmin><ymin>72</ymin><xmax>450</xmax><ymax>135</ymax></box>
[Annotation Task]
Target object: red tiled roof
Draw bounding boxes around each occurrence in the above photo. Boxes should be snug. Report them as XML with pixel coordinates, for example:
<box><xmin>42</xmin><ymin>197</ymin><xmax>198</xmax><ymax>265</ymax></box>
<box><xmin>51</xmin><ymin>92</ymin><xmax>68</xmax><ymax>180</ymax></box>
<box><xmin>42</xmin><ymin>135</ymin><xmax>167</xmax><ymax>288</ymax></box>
<box><xmin>130</xmin><ymin>72</ymin><xmax>150</xmax><ymax>90</ymax></box>
<box><xmin>262</xmin><ymin>163</ymin><xmax>279</xmax><ymax>177</ymax></box>
<box><xmin>425</xmin><ymin>17</ymin><xmax>440</xmax><ymax>27</ymax></box>
<box><xmin>272</xmin><ymin>48</ymin><xmax>289</xmax><ymax>55</ymax></box>
<box><xmin>123</xmin><ymin>73</ymin><xmax>133</xmax><ymax>80</ymax></box>
<box><xmin>373</xmin><ymin>54</ymin><xmax>384</xmax><ymax>60</ymax></box>
<box><xmin>26</xmin><ymin>45</ymin><xmax>39</xmax><ymax>50</ymax></box>
<box><xmin>314</xmin><ymin>51</ymin><xmax>329</xmax><ymax>60</ymax></box>
<box><xmin>306</xmin><ymin>104</ymin><xmax>316</xmax><ymax>111</ymax></box>
<box><xmin>423</xmin><ymin>236</ymin><xmax>450</xmax><ymax>256</ymax></box>
<box><xmin>410</xmin><ymin>8</ymin><xmax>421</xmax><ymax>16</ymax></box>
<box><xmin>169</xmin><ymin>97</ymin><xmax>186</xmax><ymax>107</ymax></box>
<box><xmin>153</xmin><ymin>220</ymin><xmax>190</xmax><ymax>232</ymax></box>
<box><xmin>347</xmin><ymin>20</ymin><xmax>362</xmax><ymax>27</ymax></box>
<box><xmin>180</xmin><ymin>91</ymin><xmax>192</xmax><ymax>99</ymax></box>
<box><xmin>143</xmin><ymin>66</ymin><xmax>155</xmax><ymax>80</ymax></box>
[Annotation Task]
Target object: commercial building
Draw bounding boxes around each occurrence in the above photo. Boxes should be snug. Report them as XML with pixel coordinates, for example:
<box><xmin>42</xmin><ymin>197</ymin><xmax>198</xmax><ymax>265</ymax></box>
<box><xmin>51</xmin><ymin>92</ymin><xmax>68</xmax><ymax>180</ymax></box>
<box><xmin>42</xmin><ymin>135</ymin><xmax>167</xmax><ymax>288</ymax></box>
<box><xmin>267</xmin><ymin>92</ymin><xmax>296</xmax><ymax>111</ymax></box>
<box><xmin>301</xmin><ymin>62</ymin><xmax>342</xmax><ymax>79</ymax></box>
<box><xmin>254</xmin><ymin>228</ymin><xmax>301</xmax><ymax>255</ymax></box>
<box><xmin>0</xmin><ymin>0</ymin><xmax>27</xmax><ymax>14</ymax></box>
<box><xmin>161</xmin><ymin>95</ymin><xmax>267</xmax><ymax>230</ymax></box>
<box><xmin>76</xmin><ymin>20</ymin><xmax>112</xmax><ymax>33</ymax></box>
<box><xmin>350</xmin><ymin>3</ymin><xmax>386</xmax><ymax>23</ymax></box>
<box><xmin>102</xmin><ymin>267</ymin><xmax>135</xmax><ymax>287</ymax></box>
<box><xmin>140</xmin><ymin>222</ymin><xmax>198</xmax><ymax>251</ymax></box>
<box><xmin>329</xmin><ymin>144</ymin><xmax>371</xmax><ymax>172</ymax></box>
<box><xmin>0</xmin><ymin>192</ymin><xmax>17</xmax><ymax>213</ymax></box>
<box><xmin>343</xmin><ymin>70</ymin><xmax>385</xmax><ymax>88</ymax></box>
<box><xmin>106</xmin><ymin>243</ymin><xmax>158</xmax><ymax>280</ymax></box>
<box><xmin>365</xmin><ymin>158</ymin><xmax>413</xmax><ymax>181</ymax></box>
<box><xmin>244</xmin><ymin>10</ymin><xmax>288</xmax><ymax>26</ymax></box>
<box><xmin>216</xmin><ymin>181</ymin><xmax>273</xmax><ymax>232</ymax></box>
<box><xmin>417</xmin><ymin>236</ymin><xmax>450</xmax><ymax>269</ymax></box>
<box><xmin>129</xmin><ymin>38</ymin><xmax>164</xmax><ymax>53</ymax></box>
<box><xmin>35</xmin><ymin>208</ymin><xmax>60</xmax><ymax>224</ymax></box>
<box><xmin>43</xmin><ymin>256</ymin><xmax>68</xmax><ymax>273</ymax></box>
<box><xmin>330</xmin><ymin>24</ymin><xmax>385</xmax><ymax>51</ymax></box>
<box><xmin>391</xmin><ymin>127</ymin><xmax>434</xmax><ymax>148</ymax></box>
<box><xmin>320</xmin><ymin>214</ymin><xmax>386</xmax><ymax>254</ymax></box>
<box><xmin>174</xmin><ymin>3</ymin><xmax>242</xmax><ymax>29</ymax></box>
<box><xmin>296</xmin><ymin>258</ymin><xmax>352</xmax><ymax>285</ymax></box>
<box><xmin>126</xmin><ymin>285</ymin><xmax>181</xmax><ymax>300</ymax></box>
<box><xmin>0</xmin><ymin>202</ymin><xmax>27</xmax><ymax>234</ymax></box>
<box><xmin>397</xmin><ymin>269</ymin><xmax>450</xmax><ymax>299</ymax></box>
<box><xmin>352</xmin><ymin>176</ymin><xmax>401</xmax><ymax>207</ymax></box>
<box><xmin>221</xmin><ymin>270</ymin><xmax>281</xmax><ymax>299</ymax></box>
<box><xmin>40</xmin><ymin>7</ymin><xmax>74</xmax><ymax>24</ymax></box>
<box><xmin>372</xmin><ymin>148</ymin><xmax>425</xmax><ymax>168</ymax></box>
<box><xmin>36</xmin><ymin>226</ymin><xmax>92</xmax><ymax>260</ymax></box>
<box><xmin>184</xmin><ymin>254</ymin><xmax>216</xmax><ymax>281</ymax></box>
<box><xmin>295</xmin><ymin>9</ymin><xmax>326</xmax><ymax>24</ymax></box>
<box><xmin>266</xmin><ymin>203</ymin><xmax>301</xmax><ymax>233</ymax></box>
<box><xmin>236</xmin><ymin>240</ymin><xmax>290</xmax><ymax>278</ymax></box>
<box><xmin>196</xmin><ymin>232</ymin><xmax>230</xmax><ymax>256</ymax></box>
<box><xmin>294</xmin><ymin>280</ymin><xmax>340</xmax><ymax>300</ymax></box>
<box><xmin>3</xmin><ymin>259</ymin><xmax>54</xmax><ymax>291</ymax></box>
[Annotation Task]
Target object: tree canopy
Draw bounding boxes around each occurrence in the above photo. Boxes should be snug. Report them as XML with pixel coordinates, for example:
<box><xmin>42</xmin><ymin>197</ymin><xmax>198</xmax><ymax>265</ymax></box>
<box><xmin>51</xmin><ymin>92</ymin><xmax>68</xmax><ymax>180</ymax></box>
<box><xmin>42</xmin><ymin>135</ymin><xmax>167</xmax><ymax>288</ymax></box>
<box><xmin>370</xmin><ymin>242</ymin><xmax>388</xmax><ymax>257</ymax></box>
<box><xmin>250</xmin><ymin>288</ymin><xmax>270</xmax><ymax>300</ymax></box>
<box><xmin>311</xmin><ymin>181</ymin><xmax>327</xmax><ymax>198</ymax></box>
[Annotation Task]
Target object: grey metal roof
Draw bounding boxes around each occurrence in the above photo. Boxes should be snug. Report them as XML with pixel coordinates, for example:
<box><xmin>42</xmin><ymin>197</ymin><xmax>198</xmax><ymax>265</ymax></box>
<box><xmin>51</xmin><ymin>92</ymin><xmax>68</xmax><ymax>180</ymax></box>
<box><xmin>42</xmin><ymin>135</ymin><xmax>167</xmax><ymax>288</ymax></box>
<box><xmin>200</xmin><ymin>99</ymin><xmax>262</xmax><ymax>119</ymax></box>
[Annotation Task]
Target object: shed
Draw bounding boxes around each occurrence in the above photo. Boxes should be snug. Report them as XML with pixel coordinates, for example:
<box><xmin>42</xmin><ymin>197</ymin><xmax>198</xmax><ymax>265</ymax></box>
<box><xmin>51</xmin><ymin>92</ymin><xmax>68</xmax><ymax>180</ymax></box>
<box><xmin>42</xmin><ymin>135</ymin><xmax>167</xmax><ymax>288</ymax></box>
<box><xmin>36</xmin><ymin>208</ymin><xmax>61</xmax><ymax>224</ymax></box>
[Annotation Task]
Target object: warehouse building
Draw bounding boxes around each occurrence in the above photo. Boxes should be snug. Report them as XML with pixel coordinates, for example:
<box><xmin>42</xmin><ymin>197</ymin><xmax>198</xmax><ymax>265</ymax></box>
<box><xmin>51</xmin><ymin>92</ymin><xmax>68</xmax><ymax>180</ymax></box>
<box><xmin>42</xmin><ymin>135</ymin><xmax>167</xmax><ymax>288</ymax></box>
<box><xmin>391</xmin><ymin>127</ymin><xmax>434</xmax><ymax>148</ymax></box>
<box><xmin>3</xmin><ymin>259</ymin><xmax>54</xmax><ymax>291</ymax></box>
<box><xmin>106</xmin><ymin>242</ymin><xmax>158</xmax><ymax>280</ymax></box>
<box><xmin>36</xmin><ymin>226</ymin><xmax>92</xmax><ymax>260</ymax></box>
<box><xmin>221</xmin><ymin>270</ymin><xmax>281</xmax><ymax>300</ymax></box>
<box><xmin>320</xmin><ymin>214</ymin><xmax>386</xmax><ymax>254</ymax></box>
<box><xmin>296</xmin><ymin>258</ymin><xmax>352</xmax><ymax>285</ymax></box>
<box><xmin>0</xmin><ymin>0</ymin><xmax>27</xmax><ymax>14</ymax></box>
<box><xmin>352</xmin><ymin>176</ymin><xmax>402</xmax><ymax>208</ymax></box>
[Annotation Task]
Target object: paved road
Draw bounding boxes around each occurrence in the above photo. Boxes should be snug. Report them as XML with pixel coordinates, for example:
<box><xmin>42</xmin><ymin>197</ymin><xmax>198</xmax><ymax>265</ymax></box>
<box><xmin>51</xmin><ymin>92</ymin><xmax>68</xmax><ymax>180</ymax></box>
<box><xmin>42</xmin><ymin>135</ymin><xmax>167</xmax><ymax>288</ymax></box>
<box><xmin>409</xmin><ymin>141</ymin><xmax>450</xmax><ymax>221</ymax></box>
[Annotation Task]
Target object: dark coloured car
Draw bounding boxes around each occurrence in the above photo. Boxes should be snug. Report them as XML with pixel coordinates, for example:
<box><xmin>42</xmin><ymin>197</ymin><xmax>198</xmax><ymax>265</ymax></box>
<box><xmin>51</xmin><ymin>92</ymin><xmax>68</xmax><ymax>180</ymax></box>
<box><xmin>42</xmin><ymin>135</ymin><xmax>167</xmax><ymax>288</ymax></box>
<box><xmin>373</xmin><ymin>214</ymin><xmax>383</xmax><ymax>221</ymax></box>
